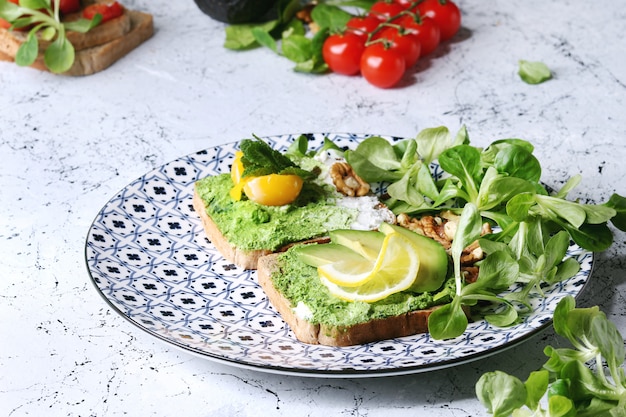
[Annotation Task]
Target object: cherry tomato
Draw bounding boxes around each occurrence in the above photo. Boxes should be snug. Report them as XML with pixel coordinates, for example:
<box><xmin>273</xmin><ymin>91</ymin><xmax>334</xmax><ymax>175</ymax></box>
<box><xmin>52</xmin><ymin>0</ymin><xmax>82</xmax><ymax>14</ymax></box>
<box><xmin>322</xmin><ymin>32</ymin><xmax>366</xmax><ymax>76</ymax></box>
<box><xmin>345</xmin><ymin>15</ymin><xmax>380</xmax><ymax>41</ymax></box>
<box><xmin>83</xmin><ymin>1</ymin><xmax>125</xmax><ymax>23</ymax></box>
<box><xmin>396</xmin><ymin>15</ymin><xmax>441</xmax><ymax>56</ymax></box>
<box><xmin>376</xmin><ymin>27</ymin><xmax>421</xmax><ymax>68</ymax></box>
<box><xmin>360</xmin><ymin>42</ymin><xmax>406</xmax><ymax>89</ymax></box>
<box><xmin>0</xmin><ymin>17</ymin><xmax>11</xmax><ymax>29</ymax></box>
<box><xmin>417</xmin><ymin>0</ymin><xmax>461</xmax><ymax>41</ymax></box>
<box><xmin>229</xmin><ymin>151</ymin><xmax>304</xmax><ymax>206</ymax></box>
<box><xmin>391</xmin><ymin>0</ymin><xmax>414</xmax><ymax>7</ymax></box>
<box><xmin>243</xmin><ymin>174</ymin><xmax>304</xmax><ymax>206</ymax></box>
<box><xmin>369</xmin><ymin>1</ymin><xmax>405</xmax><ymax>21</ymax></box>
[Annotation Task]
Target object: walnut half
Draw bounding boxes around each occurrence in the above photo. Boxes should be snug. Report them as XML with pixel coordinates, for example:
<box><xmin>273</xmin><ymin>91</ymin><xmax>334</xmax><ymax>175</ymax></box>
<box><xmin>330</xmin><ymin>162</ymin><xmax>370</xmax><ymax>197</ymax></box>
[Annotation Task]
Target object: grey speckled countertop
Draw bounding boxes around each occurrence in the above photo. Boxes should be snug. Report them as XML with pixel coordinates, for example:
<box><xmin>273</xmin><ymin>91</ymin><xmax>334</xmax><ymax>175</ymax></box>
<box><xmin>1</xmin><ymin>1</ymin><xmax>625</xmax><ymax>416</ymax></box>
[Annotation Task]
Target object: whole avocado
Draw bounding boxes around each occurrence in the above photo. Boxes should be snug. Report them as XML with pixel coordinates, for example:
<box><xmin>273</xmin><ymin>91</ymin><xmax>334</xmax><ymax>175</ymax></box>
<box><xmin>193</xmin><ymin>0</ymin><xmax>279</xmax><ymax>24</ymax></box>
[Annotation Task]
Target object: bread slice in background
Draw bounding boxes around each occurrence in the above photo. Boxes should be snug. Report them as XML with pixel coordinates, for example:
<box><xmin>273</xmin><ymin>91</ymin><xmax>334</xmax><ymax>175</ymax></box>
<box><xmin>0</xmin><ymin>5</ymin><xmax>153</xmax><ymax>75</ymax></box>
<box><xmin>257</xmin><ymin>253</ymin><xmax>440</xmax><ymax>346</ymax></box>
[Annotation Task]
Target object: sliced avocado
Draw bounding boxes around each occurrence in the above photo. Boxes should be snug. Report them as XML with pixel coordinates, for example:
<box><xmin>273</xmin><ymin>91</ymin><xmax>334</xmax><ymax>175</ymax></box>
<box><xmin>378</xmin><ymin>222</ymin><xmax>449</xmax><ymax>292</ymax></box>
<box><xmin>293</xmin><ymin>243</ymin><xmax>367</xmax><ymax>268</ymax></box>
<box><xmin>193</xmin><ymin>0</ymin><xmax>277</xmax><ymax>24</ymax></box>
<box><xmin>329</xmin><ymin>229</ymin><xmax>385</xmax><ymax>260</ymax></box>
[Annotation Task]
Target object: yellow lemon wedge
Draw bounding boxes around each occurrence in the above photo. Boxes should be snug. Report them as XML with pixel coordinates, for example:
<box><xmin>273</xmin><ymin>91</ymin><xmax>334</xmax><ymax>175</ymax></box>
<box><xmin>318</xmin><ymin>232</ymin><xmax>420</xmax><ymax>302</ymax></box>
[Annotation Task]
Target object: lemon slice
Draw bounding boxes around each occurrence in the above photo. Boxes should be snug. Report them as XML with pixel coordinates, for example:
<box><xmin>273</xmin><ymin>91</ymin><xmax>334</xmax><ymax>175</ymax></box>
<box><xmin>318</xmin><ymin>232</ymin><xmax>420</xmax><ymax>302</ymax></box>
<box><xmin>318</xmin><ymin>257</ymin><xmax>377</xmax><ymax>287</ymax></box>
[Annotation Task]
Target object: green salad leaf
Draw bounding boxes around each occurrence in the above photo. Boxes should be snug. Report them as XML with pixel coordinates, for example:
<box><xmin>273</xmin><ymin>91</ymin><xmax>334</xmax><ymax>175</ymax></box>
<box><xmin>519</xmin><ymin>60</ymin><xmax>553</xmax><ymax>84</ymax></box>
<box><xmin>224</xmin><ymin>20</ymin><xmax>280</xmax><ymax>50</ymax></box>
<box><xmin>477</xmin><ymin>296</ymin><xmax>626</xmax><ymax>416</ymax></box>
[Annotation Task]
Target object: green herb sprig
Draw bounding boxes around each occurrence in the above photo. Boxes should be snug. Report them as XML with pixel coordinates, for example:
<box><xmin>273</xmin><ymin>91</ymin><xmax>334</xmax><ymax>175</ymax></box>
<box><xmin>0</xmin><ymin>0</ymin><xmax>100</xmax><ymax>73</ymax></box>
<box><xmin>519</xmin><ymin>59</ymin><xmax>552</xmax><ymax>84</ymax></box>
<box><xmin>239</xmin><ymin>136</ymin><xmax>316</xmax><ymax>179</ymax></box>
<box><xmin>476</xmin><ymin>296</ymin><xmax>626</xmax><ymax>417</ymax></box>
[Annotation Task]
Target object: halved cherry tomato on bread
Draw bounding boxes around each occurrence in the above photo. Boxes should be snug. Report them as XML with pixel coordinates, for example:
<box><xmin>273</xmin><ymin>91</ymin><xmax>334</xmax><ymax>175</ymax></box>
<box><xmin>56</xmin><ymin>0</ymin><xmax>81</xmax><ymax>14</ymax></box>
<box><xmin>83</xmin><ymin>1</ymin><xmax>124</xmax><ymax>23</ymax></box>
<box><xmin>243</xmin><ymin>174</ymin><xmax>304</xmax><ymax>206</ymax></box>
<box><xmin>230</xmin><ymin>151</ymin><xmax>303</xmax><ymax>206</ymax></box>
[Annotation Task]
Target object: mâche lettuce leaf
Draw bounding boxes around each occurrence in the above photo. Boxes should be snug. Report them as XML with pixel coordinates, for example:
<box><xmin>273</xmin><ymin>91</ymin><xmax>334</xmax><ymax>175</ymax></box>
<box><xmin>476</xmin><ymin>296</ymin><xmax>626</xmax><ymax>417</ymax></box>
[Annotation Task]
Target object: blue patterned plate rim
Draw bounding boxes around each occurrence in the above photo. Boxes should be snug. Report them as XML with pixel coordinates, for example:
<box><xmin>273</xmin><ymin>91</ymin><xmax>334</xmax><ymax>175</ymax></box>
<box><xmin>84</xmin><ymin>133</ymin><xmax>593</xmax><ymax>378</ymax></box>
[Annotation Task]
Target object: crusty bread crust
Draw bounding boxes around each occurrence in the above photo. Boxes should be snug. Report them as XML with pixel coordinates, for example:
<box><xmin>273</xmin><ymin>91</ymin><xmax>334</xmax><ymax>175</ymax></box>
<box><xmin>257</xmin><ymin>253</ymin><xmax>441</xmax><ymax>346</ymax></box>
<box><xmin>66</xmin><ymin>12</ymin><xmax>133</xmax><ymax>51</ymax></box>
<box><xmin>0</xmin><ymin>6</ymin><xmax>153</xmax><ymax>76</ymax></box>
<box><xmin>193</xmin><ymin>187</ymin><xmax>273</xmax><ymax>270</ymax></box>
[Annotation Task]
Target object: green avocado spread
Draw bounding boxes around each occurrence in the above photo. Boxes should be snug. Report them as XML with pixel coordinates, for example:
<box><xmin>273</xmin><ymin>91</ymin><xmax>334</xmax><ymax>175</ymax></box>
<box><xmin>272</xmin><ymin>247</ymin><xmax>453</xmax><ymax>327</ymax></box>
<box><xmin>195</xmin><ymin>174</ymin><xmax>356</xmax><ymax>251</ymax></box>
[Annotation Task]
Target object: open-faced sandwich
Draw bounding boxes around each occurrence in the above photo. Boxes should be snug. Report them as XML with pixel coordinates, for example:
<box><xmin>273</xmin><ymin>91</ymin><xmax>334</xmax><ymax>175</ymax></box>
<box><xmin>256</xmin><ymin>221</ymin><xmax>463</xmax><ymax>346</ymax></box>
<box><xmin>0</xmin><ymin>0</ymin><xmax>153</xmax><ymax>75</ymax></box>
<box><xmin>193</xmin><ymin>129</ymin><xmax>626</xmax><ymax>346</ymax></box>
<box><xmin>193</xmin><ymin>136</ymin><xmax>397</xmax><ymax>270</ymax></box>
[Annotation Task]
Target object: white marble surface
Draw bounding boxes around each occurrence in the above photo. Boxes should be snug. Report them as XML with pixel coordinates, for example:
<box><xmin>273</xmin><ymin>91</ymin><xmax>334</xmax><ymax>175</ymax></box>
<box><xmin>1</xmin><ymin>0</ymin><xmax>625</xmax><ymax>416</ymax></box>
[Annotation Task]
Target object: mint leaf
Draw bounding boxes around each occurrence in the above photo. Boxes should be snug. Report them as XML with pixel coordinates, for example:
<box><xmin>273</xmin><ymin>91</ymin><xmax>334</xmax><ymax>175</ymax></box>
<box><xmin>518</xmin><ymin>60</ymin><xmax>552</xmax><ymax>84</ymax></box>
<box><xmin>240</xmin><ymin>138</ymin><xmax>297</xmax><ymax>178</ymax></box>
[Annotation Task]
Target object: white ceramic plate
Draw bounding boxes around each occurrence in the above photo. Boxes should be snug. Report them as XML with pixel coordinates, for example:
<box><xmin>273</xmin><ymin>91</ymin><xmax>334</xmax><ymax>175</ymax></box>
<box><xmin>85</xmin><ymin>133</ymin><xmax>593</xmax><ymax>378</ymax></box>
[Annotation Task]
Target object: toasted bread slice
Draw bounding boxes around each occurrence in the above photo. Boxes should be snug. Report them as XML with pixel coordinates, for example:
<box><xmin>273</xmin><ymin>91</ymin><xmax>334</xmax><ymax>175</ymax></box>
<box><xmin>0</xmin><ymin>7</ymin><xmax>153</xmax><ymax>75</ymax></box>
<box><xmin>257</xmin><ymin>253</ymin><xmax>441</xmax><ymax>346</ymax></box>
<box><xmin>193</xmin><ymin>189</ymin><xmax>274</xmax><ymax>270</ymax></box>
<box><xmin>193</xmin><ymin>187</ymin><xmax>330</xmax><ymax>269</ymax></box>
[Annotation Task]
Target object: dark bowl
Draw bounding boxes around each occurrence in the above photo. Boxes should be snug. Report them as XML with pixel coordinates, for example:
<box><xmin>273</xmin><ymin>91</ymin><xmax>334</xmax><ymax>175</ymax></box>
<box><xmin>193</xmin><ymin>0</ymin><xmax>278</xmax><ymax>24</ymax></box>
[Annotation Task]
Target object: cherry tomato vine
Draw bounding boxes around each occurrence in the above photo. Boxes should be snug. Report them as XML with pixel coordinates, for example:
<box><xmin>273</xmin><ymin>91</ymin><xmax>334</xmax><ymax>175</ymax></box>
<box><xmin>220</xmin><ymin>0</ymin><xmax>462</xmax><ymax>89</ymax></box>
<box><xmin>324</xmin><ymin>0</ymin><xmax>462</xmax><ymax>88</ymax></box>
